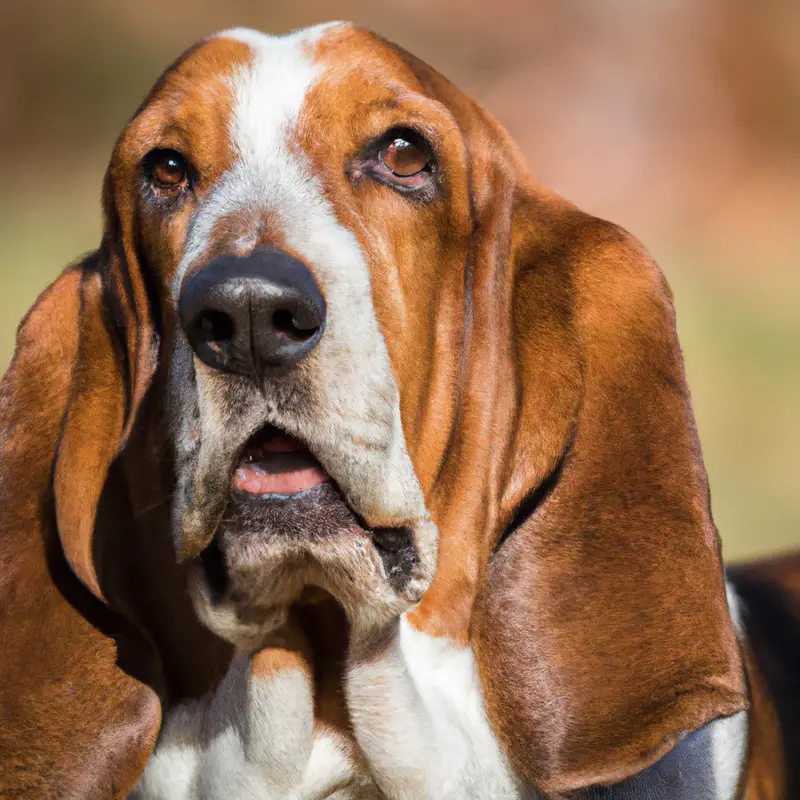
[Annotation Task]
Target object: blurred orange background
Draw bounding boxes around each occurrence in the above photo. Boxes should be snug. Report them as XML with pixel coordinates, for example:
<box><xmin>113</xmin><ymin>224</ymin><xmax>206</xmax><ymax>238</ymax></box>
<box><xmin>1</xmin><ymin>0</ymin><xmax>797</xmax><ymax>561</ymax></box>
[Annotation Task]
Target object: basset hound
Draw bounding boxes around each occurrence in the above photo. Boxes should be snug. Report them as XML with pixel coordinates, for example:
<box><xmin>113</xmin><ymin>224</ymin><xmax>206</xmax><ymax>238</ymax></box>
<box><xmin>1</xmin><ymin>22</ymin><xmax>798</xmax><ymax>800</ymax></box>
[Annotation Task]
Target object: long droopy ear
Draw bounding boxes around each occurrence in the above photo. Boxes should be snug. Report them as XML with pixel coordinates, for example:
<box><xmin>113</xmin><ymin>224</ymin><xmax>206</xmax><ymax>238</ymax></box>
<box><xmin>54</xmin><ymin>172</ymin><xmax>159</xmax><ymax>600</ymax></box>
<box><xmin>0</xmin><ymin>175</ymin><xmax>161</xmax><ymax>795</ymax></box>
<box><xmin>384</xmin><ymin>49</ymin><xmax>748</xmax><ymax>794</ymax></box>
<box><xmin>471</xmin><ymin>180</ymin><xmax>748</xmax><ymax>792</ymax></box>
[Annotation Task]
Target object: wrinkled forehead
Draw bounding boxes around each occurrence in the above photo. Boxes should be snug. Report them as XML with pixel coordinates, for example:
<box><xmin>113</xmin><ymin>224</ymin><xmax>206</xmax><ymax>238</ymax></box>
<box><xmin>121</xmin><ymin>23</ymin><xmax>434</xmax><ymax>179</ymax></box>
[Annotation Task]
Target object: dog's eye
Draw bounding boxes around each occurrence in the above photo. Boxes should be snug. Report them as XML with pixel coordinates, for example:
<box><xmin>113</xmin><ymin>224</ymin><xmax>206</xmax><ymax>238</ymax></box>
<box><xmin>146</xmin><ymin>149</ymin><xmax>190</xmax><ymax>191</ymax></box>
<box><xmin>380</xmin><ymin>137</ymin><xmax>430</xmax><ymax>177</ymax></box>
<box><xmin>361</xmin><ymin>128</ymin><xmax>436</xmax><ymax>196</ymax></box>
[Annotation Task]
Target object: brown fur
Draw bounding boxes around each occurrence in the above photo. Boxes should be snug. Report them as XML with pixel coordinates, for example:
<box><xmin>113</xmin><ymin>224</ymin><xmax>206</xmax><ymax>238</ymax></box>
<box><xmin>0</xmin><ymin>268</ymin><xmax>160</xmax><ymax>797</ymax></box>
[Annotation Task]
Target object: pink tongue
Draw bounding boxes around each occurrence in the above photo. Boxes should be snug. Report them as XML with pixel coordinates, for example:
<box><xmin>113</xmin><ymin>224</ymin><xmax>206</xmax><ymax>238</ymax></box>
<box><xmin>233</xmin><ymin>433</ymin><xmax>329</xmax><ymax>495</ymax></box>
<box><xmin>233</xmin><ymin>465</ymin><xmax>328</xmax><ymax>494</ymax></box>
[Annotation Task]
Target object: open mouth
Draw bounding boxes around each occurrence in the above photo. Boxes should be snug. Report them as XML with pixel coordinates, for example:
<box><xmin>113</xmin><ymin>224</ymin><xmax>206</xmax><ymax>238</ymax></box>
<box><xmin>188</xmin><ymin>418</ymin><xmax>429</xmax><ymax>652</ymax></box>
<box><xmin>198</xmin><ymin>424</ymin><xmax>351</xmax><ymax>609</ymax></box>
<box><xmin>233</xmin><ymin>425</ymin><xmax>330</xmax><ymax>496</ymax></box>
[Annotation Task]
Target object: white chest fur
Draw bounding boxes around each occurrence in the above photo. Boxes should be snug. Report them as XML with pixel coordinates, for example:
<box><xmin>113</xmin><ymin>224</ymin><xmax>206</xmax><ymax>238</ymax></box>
<box><xmin>131</xmin><ymin>654</ymin><xmax>371</xmax><ymax>800</ymax></box>
<box><xmin>133</xmin><ymin>618</ymin><xmax>521</xmax><ymax>800</ymax></box>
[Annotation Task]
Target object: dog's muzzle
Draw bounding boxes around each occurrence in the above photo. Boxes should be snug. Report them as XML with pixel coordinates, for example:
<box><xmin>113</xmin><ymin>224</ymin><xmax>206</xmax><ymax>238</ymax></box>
<box><xmin>175</xmin><ymin>245</ymin><xmax>437</xmax><ymax>651</ymax></box>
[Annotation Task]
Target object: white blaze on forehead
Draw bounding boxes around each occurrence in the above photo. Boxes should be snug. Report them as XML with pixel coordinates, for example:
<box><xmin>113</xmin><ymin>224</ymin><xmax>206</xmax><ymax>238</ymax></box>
<box><xmin>175</xmin><ymin>23</ymin><xmax>342</xmax><ymax>289</ymax></box>
<box><xmin>219</xmin><ymin>23</ymin><xmax>339</xmax><ymax>223</ymax></box>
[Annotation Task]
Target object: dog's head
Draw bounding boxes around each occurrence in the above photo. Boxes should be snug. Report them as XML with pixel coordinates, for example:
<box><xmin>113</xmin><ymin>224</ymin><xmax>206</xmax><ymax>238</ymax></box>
<box><xmin>114</xmin><ymin>24</ymin><xmax>471</xmax><ymax>644</ymax></box>
<box><xmin>1</xmin><ymin>23</ymin><xmax>747</xmax><ymax>795</ymax></box>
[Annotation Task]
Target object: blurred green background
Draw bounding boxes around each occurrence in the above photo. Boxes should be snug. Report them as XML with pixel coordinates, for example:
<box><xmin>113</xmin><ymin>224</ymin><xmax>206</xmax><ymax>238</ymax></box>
<box><xmin>1</xmin><ymin>0</ymin><xmax>797</xmax><ymax>562</ymax></box>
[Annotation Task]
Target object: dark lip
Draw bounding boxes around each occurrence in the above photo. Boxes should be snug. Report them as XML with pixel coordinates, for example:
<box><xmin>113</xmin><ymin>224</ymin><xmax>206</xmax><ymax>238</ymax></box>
<box><xmin>230</xmin><ymin>483</ymin><xmax>332</xmax><ymax>503</ymax></box>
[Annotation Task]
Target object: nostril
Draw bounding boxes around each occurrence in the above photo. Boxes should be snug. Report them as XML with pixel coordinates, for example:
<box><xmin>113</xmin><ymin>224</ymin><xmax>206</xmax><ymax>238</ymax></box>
<box><xmin>195</xmin><ymin>310</ymin><xmax>234</xmax><ymax>342</ymax></box>
<box><xmin>194</xmin><ymin>310</ymin><xmax>236</xmax><ymax>345</ymax></box>
<box><xmin>272</xmin><ymin>308</ymin><xmax>320</xmax><ymax>342</ymax></box>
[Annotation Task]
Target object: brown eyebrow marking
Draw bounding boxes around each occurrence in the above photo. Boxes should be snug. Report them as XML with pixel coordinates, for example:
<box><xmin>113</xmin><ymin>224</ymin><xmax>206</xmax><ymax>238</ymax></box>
<box><xmin>355</xmin><ymin>96</ymin><xmax>402</xmax><ymax>112</ymax></box>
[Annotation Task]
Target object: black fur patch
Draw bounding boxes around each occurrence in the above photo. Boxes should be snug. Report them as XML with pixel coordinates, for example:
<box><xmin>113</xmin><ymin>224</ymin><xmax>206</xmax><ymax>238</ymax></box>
<box><xmin>372</xmin><ymin>526</ymin><xmax>419</xmax><ymax>590</ymax></box>
<box><xmin>574</xmin><ymin>724</ymin><xmax>717</xmax><ymax>800</ymax></box>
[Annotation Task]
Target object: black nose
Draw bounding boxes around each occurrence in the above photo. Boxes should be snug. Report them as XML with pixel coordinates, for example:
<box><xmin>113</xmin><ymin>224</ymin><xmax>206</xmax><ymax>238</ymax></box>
<box><xmin>179</xmin><ymin>247</ymin><xmax>326</xmax><ymax>375</ymax></box>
